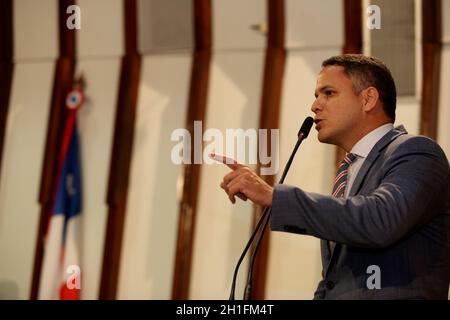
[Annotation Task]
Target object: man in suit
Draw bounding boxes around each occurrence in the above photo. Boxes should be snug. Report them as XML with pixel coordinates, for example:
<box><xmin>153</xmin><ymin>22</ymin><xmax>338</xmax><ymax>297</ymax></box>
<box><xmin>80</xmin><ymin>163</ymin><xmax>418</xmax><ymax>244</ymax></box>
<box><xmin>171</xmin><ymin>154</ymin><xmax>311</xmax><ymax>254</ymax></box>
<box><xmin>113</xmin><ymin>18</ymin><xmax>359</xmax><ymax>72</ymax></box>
<box><xmin>218</xmin><ymin>54</ymin><xmax>450</xmax><ymax>299</ymax></box>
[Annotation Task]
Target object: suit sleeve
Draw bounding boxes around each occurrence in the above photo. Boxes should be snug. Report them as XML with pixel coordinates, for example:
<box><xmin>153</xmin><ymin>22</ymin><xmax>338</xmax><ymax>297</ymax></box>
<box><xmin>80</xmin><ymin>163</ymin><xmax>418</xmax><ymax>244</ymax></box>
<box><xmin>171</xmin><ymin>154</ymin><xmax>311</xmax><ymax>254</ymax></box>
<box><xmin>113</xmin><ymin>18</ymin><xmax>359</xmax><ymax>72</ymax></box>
<box><xmin>270</xmin><ymin>137</ymin><xmax>450</xmax><ymax>248</ymax></box>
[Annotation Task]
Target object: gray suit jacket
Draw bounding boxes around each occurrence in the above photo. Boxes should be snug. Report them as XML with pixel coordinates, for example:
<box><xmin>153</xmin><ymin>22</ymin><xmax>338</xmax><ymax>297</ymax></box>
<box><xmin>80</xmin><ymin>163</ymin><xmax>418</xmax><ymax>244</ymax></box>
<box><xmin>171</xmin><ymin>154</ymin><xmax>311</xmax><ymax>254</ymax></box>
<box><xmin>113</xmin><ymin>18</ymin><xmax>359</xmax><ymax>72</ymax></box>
<box><xmin>270</xmin><ymin>126</ymin><xmax>450</xmax><ymax>299</ymax></box>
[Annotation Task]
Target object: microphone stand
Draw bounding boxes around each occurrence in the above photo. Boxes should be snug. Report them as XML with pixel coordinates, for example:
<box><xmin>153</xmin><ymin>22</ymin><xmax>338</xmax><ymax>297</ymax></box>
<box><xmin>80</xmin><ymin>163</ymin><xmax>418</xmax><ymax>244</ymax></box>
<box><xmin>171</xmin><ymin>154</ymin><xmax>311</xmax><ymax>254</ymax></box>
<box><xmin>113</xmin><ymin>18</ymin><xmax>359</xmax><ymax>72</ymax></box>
<box><xmin>228</xmin><ymin>116</ymin><xmax>314</xmax><ymax>300</ymax></box>
<box><xmin>228</xmin><ymin>206</ymin><xmax>270</xmax><ymax>300</ymax></box>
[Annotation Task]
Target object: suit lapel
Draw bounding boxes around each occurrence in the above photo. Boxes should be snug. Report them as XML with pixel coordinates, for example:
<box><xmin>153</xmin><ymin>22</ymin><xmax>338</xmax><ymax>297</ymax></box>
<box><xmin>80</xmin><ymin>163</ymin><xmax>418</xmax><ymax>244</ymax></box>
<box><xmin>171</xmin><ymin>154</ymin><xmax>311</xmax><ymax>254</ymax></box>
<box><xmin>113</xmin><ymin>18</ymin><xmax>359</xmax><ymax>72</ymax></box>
<box><xmin>323</xmin><ymin>125</ymin><xmax>408</xmax><ymax>277</ymax></box>
<box><xmin>348</xmin><ymin>125</ymin><xmax>407</xmax><ymax>197</ymax></box>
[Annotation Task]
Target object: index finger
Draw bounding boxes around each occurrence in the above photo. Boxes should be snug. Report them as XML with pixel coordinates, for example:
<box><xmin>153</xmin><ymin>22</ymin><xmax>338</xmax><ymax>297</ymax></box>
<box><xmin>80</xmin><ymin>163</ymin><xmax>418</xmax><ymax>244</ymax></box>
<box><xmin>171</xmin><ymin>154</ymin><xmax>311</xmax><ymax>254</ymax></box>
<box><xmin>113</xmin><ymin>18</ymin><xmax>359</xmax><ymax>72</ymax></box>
<box><xmin>209</xmin><ymin>153</ymin><xmax>243</xmax><ymax>170</ymax></box>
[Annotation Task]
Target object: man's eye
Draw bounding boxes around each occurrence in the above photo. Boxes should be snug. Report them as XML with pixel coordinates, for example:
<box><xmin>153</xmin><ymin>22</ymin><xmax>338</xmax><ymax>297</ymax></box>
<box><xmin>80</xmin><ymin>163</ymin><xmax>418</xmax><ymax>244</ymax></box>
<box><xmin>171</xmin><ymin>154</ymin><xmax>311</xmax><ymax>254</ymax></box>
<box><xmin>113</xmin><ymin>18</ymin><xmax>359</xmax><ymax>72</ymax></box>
<box><xmin>325</xmin><ymin>91</ymin><xmax>334</xmax><ymax>96</ymax></box>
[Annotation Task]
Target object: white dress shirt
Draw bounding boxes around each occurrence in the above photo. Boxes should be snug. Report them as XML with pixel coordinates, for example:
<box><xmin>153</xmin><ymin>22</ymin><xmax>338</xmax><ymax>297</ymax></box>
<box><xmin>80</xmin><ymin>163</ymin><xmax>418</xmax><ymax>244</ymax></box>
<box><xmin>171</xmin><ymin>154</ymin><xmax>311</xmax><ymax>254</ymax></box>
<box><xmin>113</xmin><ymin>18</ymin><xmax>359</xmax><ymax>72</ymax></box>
<box><xmin>345</xmin><ymin>123</ymin><xmax>394</xmax><ymax>197</ymax></box>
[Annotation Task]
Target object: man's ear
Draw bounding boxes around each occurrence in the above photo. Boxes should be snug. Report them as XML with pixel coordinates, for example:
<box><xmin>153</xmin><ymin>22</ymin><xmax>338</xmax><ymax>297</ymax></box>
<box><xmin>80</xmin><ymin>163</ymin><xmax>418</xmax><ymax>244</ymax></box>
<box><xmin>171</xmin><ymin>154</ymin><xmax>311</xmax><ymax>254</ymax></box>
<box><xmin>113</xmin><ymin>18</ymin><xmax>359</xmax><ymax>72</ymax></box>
<box><xmin>361</xmin><ymin>87</ymin><xmax>379</xmax><ymax>112</ymax></box>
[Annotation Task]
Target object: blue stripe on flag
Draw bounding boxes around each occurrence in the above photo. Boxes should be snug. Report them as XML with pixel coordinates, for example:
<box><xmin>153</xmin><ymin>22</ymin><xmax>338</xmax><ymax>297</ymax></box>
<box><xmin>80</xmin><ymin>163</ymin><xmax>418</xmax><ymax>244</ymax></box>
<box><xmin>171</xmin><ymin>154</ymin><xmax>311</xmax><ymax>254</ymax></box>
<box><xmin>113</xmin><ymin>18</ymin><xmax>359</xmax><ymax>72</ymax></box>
<box><xmin>53</xmin><ymin>122</ymin><xmax>82</xmax><ymax>242</ymax></box>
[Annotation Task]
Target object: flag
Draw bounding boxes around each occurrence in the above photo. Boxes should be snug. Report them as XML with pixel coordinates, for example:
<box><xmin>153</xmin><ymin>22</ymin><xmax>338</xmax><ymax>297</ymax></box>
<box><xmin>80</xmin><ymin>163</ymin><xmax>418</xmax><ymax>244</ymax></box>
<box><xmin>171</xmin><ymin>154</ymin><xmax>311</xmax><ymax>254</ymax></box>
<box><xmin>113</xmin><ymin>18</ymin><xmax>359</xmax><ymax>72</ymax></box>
<box><xmin>38</xmin><ymin>86</ymin><xmax>84</xmax><ymax>300</ymax></box>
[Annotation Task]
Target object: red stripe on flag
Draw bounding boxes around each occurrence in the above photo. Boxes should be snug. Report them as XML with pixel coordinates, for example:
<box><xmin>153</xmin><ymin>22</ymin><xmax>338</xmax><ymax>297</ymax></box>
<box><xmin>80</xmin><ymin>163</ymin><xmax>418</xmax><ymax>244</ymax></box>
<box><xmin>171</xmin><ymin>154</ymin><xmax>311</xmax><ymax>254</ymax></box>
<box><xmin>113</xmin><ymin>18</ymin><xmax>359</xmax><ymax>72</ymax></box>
<box><xmin>44</xmin><ymin>109</ymin><xmax>78</xmax><ymax>235</ymax></box>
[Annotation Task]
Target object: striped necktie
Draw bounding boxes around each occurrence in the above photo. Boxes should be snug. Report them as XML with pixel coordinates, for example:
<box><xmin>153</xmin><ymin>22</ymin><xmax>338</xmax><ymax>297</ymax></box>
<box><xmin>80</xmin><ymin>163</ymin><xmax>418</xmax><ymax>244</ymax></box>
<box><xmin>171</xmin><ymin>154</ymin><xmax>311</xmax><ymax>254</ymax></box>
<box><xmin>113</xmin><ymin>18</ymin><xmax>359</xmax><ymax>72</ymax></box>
<box><xmin>332</xmin><ymin>153</ymin><xmax>357</xmax><ymax>197</ymax></box>
<box><xmin>329</xmin><ymin>153</ymin><xmax>357</xmax><ymax>253</ymax></box>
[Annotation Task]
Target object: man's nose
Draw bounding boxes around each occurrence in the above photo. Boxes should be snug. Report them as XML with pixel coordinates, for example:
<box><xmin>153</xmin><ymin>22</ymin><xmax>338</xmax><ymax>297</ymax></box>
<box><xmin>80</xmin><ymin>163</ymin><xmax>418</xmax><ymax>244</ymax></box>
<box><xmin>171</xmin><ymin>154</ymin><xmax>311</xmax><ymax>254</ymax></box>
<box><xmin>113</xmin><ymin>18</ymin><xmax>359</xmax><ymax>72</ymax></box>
<box><xmin>311</xmin><ymin>99</ymin><xmax>320</xmax><ymax>114</ymax></box>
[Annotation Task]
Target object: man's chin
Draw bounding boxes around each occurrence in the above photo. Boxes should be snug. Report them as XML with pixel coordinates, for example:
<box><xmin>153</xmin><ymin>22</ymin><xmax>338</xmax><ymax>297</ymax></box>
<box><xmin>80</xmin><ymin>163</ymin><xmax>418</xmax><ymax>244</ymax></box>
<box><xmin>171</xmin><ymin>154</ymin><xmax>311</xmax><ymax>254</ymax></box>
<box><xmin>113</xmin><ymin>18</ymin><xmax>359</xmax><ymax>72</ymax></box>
<box><xmin>317</xmin><ymin>133</ymin><xmax>338</xmax><ymax>147</ymax></box>
<box><xmin>317</xmin><ymin>132</ymin><xmax>331</xmax><ymax>144</ymax></box>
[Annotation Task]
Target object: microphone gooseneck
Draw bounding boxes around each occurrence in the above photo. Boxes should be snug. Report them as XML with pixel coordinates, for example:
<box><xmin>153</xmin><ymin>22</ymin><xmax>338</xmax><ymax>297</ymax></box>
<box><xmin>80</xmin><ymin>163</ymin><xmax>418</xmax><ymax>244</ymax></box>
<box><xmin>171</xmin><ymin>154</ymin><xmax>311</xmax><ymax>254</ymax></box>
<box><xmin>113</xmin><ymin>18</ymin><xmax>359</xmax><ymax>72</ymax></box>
<box><xmin>228</xmin><ymin>116</ymin><xmax>314</xmax><ymax>300</ymax></box>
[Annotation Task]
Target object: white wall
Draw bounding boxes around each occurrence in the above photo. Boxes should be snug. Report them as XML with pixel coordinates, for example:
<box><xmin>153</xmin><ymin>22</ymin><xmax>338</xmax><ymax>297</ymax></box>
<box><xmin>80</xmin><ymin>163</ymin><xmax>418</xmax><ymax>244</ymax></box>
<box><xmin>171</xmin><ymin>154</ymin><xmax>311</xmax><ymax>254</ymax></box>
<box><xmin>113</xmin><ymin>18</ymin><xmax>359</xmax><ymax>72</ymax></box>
<box><xmin>285</xmin><ymin>0</ymin><xmax>344</xmax><ymax>49</ymax></box>
<box><xmin>137</xmin><ymin>0</ymin><xmax>193</xmax><ymax>53</ymax></box>
<box><xmin>443</xmin><ymin>0</ymin><xmax>450</xmax><ymax>45</ymax></box>
<box><xmin>117</xmin><ymin>54</ymin><xmax>192</xmax><ymax>299</ymax></box>
<box><xmin>212</xmin><ymin>0</ymin><xmax>266</xmax><ymax>51</ymax></box>
<box><xmin>0</xmin><ymin>62</ymin><xmax>55</xmax><ymax>299</ymax></box>
<box><xmin>13</xmin><ymin>0</ymin><xmax>58</xmax><ymax>62</ymax></box>
<box><xmin>189</xmin><ymin>51</ymin><xmax>264</xmax><ymax>299</ymax></box>
<box><xmin>395</xmin><ymin>98</ymin><xmax>420</xmax><ymax>135</ymax></box>
<box><xmin>76</xmin><ymin>0</ymin><xmax>124</xmax><ymax>58</ymax></box>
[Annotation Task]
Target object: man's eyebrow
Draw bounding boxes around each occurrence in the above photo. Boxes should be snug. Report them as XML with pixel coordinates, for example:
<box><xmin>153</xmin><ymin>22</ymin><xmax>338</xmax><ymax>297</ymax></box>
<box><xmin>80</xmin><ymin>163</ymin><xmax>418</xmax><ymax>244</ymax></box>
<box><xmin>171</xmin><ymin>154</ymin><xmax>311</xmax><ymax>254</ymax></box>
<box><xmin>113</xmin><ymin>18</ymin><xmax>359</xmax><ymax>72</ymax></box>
<box><xmin>314</xmin><ymin>85</ymin><xmax>335</xmax><ymax>97</ymax></box>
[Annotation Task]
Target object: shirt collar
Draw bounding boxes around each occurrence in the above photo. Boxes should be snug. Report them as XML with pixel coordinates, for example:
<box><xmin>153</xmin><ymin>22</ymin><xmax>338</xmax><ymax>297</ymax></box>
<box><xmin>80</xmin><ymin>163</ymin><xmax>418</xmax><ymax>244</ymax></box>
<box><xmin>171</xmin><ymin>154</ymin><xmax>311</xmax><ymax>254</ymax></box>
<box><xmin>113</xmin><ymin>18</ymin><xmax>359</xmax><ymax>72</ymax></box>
<box><xmin>350</xmin><ymin>123</ymin><xmax>394</xmax><ymax>158</ymax></box>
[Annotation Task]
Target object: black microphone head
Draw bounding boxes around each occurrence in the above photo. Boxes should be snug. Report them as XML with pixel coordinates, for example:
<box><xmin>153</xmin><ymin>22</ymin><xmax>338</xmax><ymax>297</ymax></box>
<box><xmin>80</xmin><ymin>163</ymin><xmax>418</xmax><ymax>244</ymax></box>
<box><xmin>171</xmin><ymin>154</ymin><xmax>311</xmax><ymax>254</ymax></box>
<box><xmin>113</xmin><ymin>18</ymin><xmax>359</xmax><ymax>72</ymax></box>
<box><xmin>298</xmin><ymin>116</ymin><xmax>314</xmax><ymax>139</ymax></box>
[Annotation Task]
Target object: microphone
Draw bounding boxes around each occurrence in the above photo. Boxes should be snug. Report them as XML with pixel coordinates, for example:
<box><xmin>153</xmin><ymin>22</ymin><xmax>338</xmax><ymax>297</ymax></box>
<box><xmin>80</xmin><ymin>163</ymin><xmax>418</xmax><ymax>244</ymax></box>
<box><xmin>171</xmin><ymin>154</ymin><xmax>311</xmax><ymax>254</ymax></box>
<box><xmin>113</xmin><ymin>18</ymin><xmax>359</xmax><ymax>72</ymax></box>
<box><xmin>228</xmin><ymin>116</ymin><xmax>314</xmax><ymax>300</ymax></box>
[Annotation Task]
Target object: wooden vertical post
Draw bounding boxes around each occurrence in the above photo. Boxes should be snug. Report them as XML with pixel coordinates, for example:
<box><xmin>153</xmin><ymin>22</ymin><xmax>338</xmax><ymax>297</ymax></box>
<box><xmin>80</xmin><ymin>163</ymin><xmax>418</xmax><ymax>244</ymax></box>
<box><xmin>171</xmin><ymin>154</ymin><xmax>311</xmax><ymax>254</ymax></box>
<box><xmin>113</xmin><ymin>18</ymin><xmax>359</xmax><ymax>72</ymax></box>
<box><xmin>249</xmin><ymin>0</ymin><xmax>286</xmax><ymax>300</ymax></box>
<box><xmin>0</xmin><ymin>0</ymin><xmax>14</xmax><ymax>181</ymax></box>
<box><xmin>99</xmin><ymin>0</ymin><xmax>141</xmax><ymax>299</ymax></box>
<box><xmin>420</xmin><ymin>0</ymin><xmax>442</xmax><ymax>139</ymax></box>
<box><xmin>30</xmin><ymin>0</ymin><xmax>77</xmax><ymax>299</ymax></box>
<box><xmin>171</xmin><ymin>0</ymin><xmax>212</xmax><ymax>300</ymax></box>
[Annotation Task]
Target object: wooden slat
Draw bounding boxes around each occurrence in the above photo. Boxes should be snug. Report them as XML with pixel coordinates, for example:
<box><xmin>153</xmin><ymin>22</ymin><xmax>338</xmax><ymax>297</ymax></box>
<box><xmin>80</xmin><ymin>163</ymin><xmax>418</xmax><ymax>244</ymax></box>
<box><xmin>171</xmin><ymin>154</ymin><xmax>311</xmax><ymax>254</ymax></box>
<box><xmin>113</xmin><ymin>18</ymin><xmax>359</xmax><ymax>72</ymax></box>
<box><xmin>0</xmin><ymin>63</ymin><xmax>13</xmax><ymax>178</ymax></box>
<box><xmin>250</xmin><ymin>0</ymin><xmax>285</xmax><ymax>300</ymax></box>
<box><xmin>124</xmin><ymin>0</ymin><xmax>138</xmax><ymax>55</ymax></box>
<box><xmin>59</xmin><ymin>0</ymin><xmax>76</xmax><ymax>57</ymax></box>
<box><xmin>335</xmin><ymin>0</ymin><xmax>363</xmax><ymax>170</ymax></box>
<box><xmin>420</xmin><ymin>0</ymin><xmax>442</xmax><ymax>139</ymax></box>
<box><xmin>0</xmin><ymin>0</ymin><xmax>13</xmax><ymax>60</ymax></box>
<box><xmin>30</xmin><ymin>0</ymin><xmax>77</xmax><ymax>299</ymax></box>
<box><xmin>171</xmin><ymin>0</ymin><xmax>211</xmax><ymax>300</ymax></box>
<box><xmin>0</xmin><ymin>0</ymin><xmax>14</xmax><ymax>180</ymax></box>
<box><xmin>343</xmin><ymin>0</ymin><xmax>363</xmax><ymax>55</ymax></box>
<box><xmin>99</xmin><ymin>0</ymin><xmax>140</xmax><ymax>300</ymax></box>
